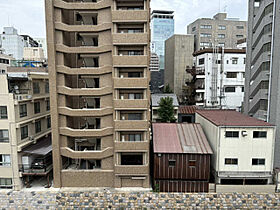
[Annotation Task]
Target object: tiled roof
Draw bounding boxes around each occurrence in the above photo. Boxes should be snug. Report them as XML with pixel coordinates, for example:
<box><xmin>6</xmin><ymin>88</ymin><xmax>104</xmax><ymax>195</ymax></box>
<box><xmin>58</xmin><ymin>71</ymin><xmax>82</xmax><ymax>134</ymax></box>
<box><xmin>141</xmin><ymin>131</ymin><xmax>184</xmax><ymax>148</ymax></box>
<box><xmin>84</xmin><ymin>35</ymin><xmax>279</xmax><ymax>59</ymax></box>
<box><xmin>153</xmin><ymin>123</ymin><xmax>213</xmax><ymax>154</ymax></box>
<box><xmin>179</xmin><ymin>106</ymin><xmax>197</xmax><ymax>114</ymax></box>
<box><xmin>151</xmin><ymin>94</ymin><xmax>179</xmax><ymax>107</ymax></box>
<box><xmin>196</xmin><ymin>110</ymin><xmax>274</xmax><ymax>127</ymax></box>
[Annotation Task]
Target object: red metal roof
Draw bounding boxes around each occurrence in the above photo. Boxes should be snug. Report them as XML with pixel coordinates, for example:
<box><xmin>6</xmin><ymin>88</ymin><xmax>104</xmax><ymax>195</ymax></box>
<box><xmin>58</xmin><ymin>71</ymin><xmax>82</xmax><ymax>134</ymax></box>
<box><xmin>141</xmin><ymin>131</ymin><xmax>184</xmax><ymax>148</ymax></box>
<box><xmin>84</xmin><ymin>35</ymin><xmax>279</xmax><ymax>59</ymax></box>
<box><xmin>196</xmin><ymin>110</ymin><xmax>274</xmax><ymax>127</ymax></box>
<box><xmin>179</xmin><ymin>106</ymin><xmax>197</xmax><ymax>114</ymax></box>
<box><xmin>153</xmin><ymin>123</ymin><xmax>213</xmax><ymax>154</ymax></box>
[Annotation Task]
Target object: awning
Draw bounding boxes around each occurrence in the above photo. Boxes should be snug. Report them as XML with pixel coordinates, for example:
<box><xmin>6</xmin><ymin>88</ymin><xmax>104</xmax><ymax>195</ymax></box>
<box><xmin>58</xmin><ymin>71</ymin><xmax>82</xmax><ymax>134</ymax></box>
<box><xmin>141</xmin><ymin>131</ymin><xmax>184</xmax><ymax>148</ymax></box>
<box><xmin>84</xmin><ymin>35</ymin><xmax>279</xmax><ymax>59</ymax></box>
<box><xmin>22</xmin><ymin>137</ymin><xmax>52</xmax><ymax>156</ymax></box>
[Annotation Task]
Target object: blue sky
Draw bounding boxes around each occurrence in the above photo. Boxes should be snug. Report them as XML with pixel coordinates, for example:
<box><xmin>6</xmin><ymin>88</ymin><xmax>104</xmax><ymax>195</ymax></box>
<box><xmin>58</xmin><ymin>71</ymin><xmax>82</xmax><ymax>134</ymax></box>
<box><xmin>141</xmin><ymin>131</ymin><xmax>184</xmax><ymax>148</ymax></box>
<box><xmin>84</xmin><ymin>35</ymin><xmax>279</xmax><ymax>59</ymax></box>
<box><xmin>0</xmin><ymin>0</ymin><xmax>248</xmax><ymax>38</ymax></box>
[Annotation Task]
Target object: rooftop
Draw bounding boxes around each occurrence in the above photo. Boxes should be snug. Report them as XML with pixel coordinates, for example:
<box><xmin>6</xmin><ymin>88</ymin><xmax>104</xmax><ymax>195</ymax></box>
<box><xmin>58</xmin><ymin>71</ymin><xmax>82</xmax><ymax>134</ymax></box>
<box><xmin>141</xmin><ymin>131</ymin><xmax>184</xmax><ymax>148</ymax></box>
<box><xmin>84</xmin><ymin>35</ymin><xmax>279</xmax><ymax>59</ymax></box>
<box><xmin>196</xmin><ymin>110</ymin><xmax>274</xmax><ymax>127</ymax></box>
<box><xmin>151</xmin><ymin>94</ymin><xmax>179</xmax><ymax>107</ymax></box>
<box><xmin>179</xmin><ymin>106</ymin><xmax>198</xmax><ymax>114</ymax></box>
<box><xmin>151</xmin><ymin>10</ymin><xmax>174</xmax><ymax>15</ymax></box>
<box><xmin>193</xmin><ymin>48</ymin><xmax>246</xmax><ymax>56</ymax></box>
<box><xmin>153</xmin><ymin>123</ymin><xmax>213</xmax><ymax>154</ymax></box>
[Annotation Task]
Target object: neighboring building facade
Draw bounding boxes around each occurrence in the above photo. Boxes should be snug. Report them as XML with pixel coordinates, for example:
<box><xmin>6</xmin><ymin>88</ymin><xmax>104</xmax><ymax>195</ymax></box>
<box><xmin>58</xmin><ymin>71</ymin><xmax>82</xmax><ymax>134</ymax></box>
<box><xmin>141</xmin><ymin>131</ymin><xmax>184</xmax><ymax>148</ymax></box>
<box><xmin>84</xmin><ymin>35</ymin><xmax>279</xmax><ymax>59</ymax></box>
<box><xmin>187</xmin><ymin>13</ymin><xmax>247</xmax><ymax>51</ymax></box>
<box><xmin>193</xmin><ymin>48</ymin><xmax>246</xmax><ymax>110</ymax></box>
<box><xmin>178</xmin><ymin>106</ymin><xmax>197</xmax><ymax>123</ymax></box>
<box><xmin>45</xmin><ymin>0</ymin><xmax>151</xmax><ymax>188</ymax></box>
<box><xmin>34</xmin><ymin>38</ymin><xmax>48</xmax><ymax>59</ymax></box>
<box><xmin>153</xmin><ymin>123</ymin><xmax>213</xmax><ymax>192</ymax></box>
<box><xmin>0</xmin><ymin>67</ymin><xmax>51</xmax><ymax>190</ymax></box>
<box><xmin>244</xmin><ymin>0</ymin><xmax>280</xmax><ymax>168</ymax></box>
<box><xmin>21</xmin><ymin>35</ymin><xmax>39</xmax><ymax>48</ymax></box>
<box><xmin>196</xmin><ymin>110</ymin><xmax>275</xmax><ymax>187</ymax></box>
<box><xmin>151</xmin><ymin>94</ymin><xmax>179</xmax><ymax>122</ymax></box>
<box><xmin>151</xmin><ymin>10</ymin><xmax>174</xmax><ymax>70</ymax></box>
<box><xmin>165</xmin><ymin>34</ymin><xmax>194</xmax><ymax>102</ymax></box>
<box><xmin>0</xmin><ymin>50</ymin><xmax>13</xmax><ymax>74</ymax></box>
<box><xmin>23</xmin><ymin>47</ymin><xmax>45</xmax><ymax>62</ymax></box>
<box><xmin>150</xmin><ymin>53</ymin><xmax>163</xmax><ymax>93</ymax></box>
<box><xmin>0</xmin><ymin>27</ymin><xmax>25</xmax><ymax>60</ymax></box>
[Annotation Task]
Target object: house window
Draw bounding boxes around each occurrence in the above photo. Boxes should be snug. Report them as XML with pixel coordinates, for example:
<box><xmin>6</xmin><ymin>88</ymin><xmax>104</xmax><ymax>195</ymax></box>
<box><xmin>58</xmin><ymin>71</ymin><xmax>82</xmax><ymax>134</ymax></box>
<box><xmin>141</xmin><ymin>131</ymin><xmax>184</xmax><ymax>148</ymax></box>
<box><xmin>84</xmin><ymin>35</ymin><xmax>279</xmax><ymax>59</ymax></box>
<box><xmin>33</xmin><ymin>82</ymin><xmax>40</xmax><ymax>94</ymax></box>
<box><xmin>225</xmin><ymin>131</ymin><xmax>239</xmax><ymax>138</ymax></box>
<box><xmin>0</xmin><ymin>178</ymin><xmax>12</xmax><ymax>189</ymax></box>
<box><xmin>252</xmin><ymin>158</ymin><xmax>265</xmax><ymax>165</ymax></box>
<box><xmin>0</xmin><ymin>155</ymin><xmax>11</xmax><ymax>166</ymax></box>
<box><xmin>225</xmin><ymin>87</ymin><xmax>236</xmax><ymax>93</ymax></box>
<box><xmin>225</xmin><ymin>158</ymin><xmax>238</xmax><ymax>165</ymax></box>
<box><xmin>226</xmin><ymin>72</ymin><xmax>238</xmax><ymax>78</ymax></box>
<box><xmin>232</xmin><ymin>58</ymin><xmax>238</xmax><ymax>64</ymax></box>
<box><xmin>236</xmin><ymin>25</ymin><xmax>244</xmax><ymax>29</ymax></box>
<box><xmin>35</xmin><ymin>120</ymin><xmax>41</xmax><ymax>133</ymax></box>
<box><xmin>0</xmin><ymin>130</ymin><xmax>9</xmax><ymax>143</ymax></box>
<box><xmin>34</xmin><ymin>102</ymin><xmax>40</xmax><ymax>114</ymax></box>
<box><xmin>46</xmin><ymin>100</ymin><xmax>50</xmax><ymax>111</ymax></box>
<box><xmin>0</xmin><ymin>106</ymin><xmax>8</xmax><ymax>119</ymax></box>
<box><xmin>189</xmin><ymin>160</ymin><xmax>196</xmax><ymax>167</ymax></box>
<box><xmin>199</xmin><ymin>58</ymin><xmax>205</xmax><ymax>65</ymax></box>
<box><xmin>218</xmin><ymin>34</ymin><xmax>225</xmax><ymax>39</ymax></box>
<box><xmin>218</xmin><ymin>25</ymin><xmax>226</xmax><ymax>30</ymax></box>
<box><xmin>47</xmin><ymin>116</ymin><xmax>51</xmax><ymax>128</ymax></box>
<box><xmin>19</xmin><ymin>104</ymin><xmax>27</xmax><ymax>118</ymax></box>
<box><xmin>253</xmin><ymin>131</ymin><xmax>267</xmax><ymax>138</ymax></box>
<box><xmin>45</xmin><ymin>82</ymin><xmax>49</xmax><ymax>93</ymax></box>
<box><xmin>169</xmin><ymin>160</ymin><xmax>176</xmax><ymax>167</ymax></box>
<box><xmin>21</xmin><ymin>125</ymin><xmax>28</xmax><ymax>140</ymax></box>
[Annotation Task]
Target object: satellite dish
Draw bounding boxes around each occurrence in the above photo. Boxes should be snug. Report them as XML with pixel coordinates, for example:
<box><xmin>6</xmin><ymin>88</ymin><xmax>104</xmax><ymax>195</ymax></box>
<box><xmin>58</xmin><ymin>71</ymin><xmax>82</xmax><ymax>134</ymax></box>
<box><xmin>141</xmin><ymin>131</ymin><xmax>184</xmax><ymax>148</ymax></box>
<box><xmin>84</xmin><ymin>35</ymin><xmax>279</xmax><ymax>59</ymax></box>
<box><xmin>14</xmin><ymin>85</ymin><xmax>19</xmax><ymax>90</ymax></box>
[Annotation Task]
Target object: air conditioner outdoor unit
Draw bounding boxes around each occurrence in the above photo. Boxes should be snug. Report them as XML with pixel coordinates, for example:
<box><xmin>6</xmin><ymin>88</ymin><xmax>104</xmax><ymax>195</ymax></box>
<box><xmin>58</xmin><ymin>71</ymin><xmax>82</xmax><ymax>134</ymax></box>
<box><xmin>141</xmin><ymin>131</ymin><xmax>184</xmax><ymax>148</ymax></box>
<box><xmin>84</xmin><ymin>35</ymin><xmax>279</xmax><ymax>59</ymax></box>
<box><xmin>241</xmin><ymin>131</ymin><xmax>248</xmax><ymax>136</ymax></box>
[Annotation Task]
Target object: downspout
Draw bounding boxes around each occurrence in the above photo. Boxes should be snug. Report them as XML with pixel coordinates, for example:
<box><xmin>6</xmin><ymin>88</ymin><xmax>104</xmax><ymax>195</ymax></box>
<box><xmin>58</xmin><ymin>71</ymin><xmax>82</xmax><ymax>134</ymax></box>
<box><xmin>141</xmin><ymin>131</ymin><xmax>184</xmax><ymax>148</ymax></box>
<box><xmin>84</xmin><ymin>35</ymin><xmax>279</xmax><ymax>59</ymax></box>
<box><xmin>267</xmin><ymin>0</ymin><xmax>276</xmax><ymax>122</ymax></box>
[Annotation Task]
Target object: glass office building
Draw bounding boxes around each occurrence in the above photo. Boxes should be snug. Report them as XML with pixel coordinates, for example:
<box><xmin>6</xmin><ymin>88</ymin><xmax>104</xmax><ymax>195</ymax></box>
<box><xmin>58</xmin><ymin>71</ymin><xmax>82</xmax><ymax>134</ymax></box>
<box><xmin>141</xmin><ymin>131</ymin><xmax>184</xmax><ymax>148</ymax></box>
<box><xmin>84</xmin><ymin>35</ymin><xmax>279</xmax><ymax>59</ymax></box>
<box><xmin>151</xmin><ymin>10</ymin><xmax>174</xmax><ymax>70</ymax></box>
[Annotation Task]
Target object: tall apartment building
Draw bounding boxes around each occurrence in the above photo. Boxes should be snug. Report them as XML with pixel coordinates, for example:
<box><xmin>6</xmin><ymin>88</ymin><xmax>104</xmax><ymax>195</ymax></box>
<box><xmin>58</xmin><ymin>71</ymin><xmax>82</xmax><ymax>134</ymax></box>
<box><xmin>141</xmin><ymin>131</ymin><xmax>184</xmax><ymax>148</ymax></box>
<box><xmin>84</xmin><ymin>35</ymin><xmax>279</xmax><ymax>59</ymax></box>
<box><xmin>0</xmin><ymin>27</ymin><xmax>25</xmax><ymax>60</ymax></box>
<box><xmin>45</xmin><ymin>0</ymin><xmax>151</xmax><ymax>188</ymax></box>
<box><xmin>244</xmin><ymin>0</ymin><xmax>280</xmax><ymax>168</ymax></box>
<box><xmin>0</xmin><ymin>49</ymin><xmax>13</xmax><ymax>74</ymax></box>
<box><xmin>0</xmin><ymin>67</ymin><xmax>51</xmax><ymax>190</ymax></box>
<box><xmin>151</xmin><ymin>10</ymin><xmax>174</xmax><ymax>70</ymax></box>
<box><xmin>164</xmin><ymin>34</ymin><xmax>194</xmax><ymax>102</ymax></box>
<box><xmin>187</xmin><ymin>13</ymin><xmax>247</xmax><ymax>51</ymax></box>
<box><xmin>193</xmin><ymin>48</ymin><xmax>246</xmax><ymax>110</ymax></box>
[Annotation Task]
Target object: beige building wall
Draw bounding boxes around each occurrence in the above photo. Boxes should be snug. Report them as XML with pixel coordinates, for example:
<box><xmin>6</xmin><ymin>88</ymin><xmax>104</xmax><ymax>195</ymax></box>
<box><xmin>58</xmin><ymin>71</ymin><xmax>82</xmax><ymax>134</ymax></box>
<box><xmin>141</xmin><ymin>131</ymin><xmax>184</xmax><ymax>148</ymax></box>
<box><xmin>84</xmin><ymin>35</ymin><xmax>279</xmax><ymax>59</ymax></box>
<box><xmin>23</xmin><ymin>47</ymin><xmax>45</xmax><ymax>61</ymax></box>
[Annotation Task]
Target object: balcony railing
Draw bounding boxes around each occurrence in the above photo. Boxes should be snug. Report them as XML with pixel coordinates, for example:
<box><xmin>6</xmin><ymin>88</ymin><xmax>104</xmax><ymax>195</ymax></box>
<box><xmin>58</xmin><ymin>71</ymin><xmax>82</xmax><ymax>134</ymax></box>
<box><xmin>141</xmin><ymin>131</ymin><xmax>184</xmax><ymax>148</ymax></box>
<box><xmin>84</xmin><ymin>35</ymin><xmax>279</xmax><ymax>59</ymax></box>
<box><xmin>19</xmin><ymin>163</ymin><xmax>53</xmax><ymax>174</ymax></box>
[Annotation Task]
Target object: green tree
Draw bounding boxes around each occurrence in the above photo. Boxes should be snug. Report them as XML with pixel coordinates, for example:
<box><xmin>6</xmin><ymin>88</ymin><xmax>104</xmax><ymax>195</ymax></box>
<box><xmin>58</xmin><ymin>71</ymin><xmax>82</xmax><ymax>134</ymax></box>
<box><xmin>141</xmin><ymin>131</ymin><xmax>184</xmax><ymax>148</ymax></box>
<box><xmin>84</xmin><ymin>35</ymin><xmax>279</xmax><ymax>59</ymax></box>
<box><xmin>158</xmin><ymin>97</ymin><xmax>176</xmax><ymax>122</ymax></box>
<box><xmin>163</xmin><ymin>84</ymin><xmax>173</xmax><ymax>93</ymax></box>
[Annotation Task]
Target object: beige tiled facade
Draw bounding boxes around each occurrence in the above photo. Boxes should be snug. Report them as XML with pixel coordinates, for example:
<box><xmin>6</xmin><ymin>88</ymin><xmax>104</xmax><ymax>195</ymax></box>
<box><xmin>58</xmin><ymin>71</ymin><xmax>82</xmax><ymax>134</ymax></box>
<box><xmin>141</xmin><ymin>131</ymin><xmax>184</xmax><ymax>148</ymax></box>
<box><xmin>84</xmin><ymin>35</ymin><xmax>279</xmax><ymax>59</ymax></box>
<box><xmin>45</xmin><ymin>0</ymin><xmax>150</xmax><ymax>188</ymax></box>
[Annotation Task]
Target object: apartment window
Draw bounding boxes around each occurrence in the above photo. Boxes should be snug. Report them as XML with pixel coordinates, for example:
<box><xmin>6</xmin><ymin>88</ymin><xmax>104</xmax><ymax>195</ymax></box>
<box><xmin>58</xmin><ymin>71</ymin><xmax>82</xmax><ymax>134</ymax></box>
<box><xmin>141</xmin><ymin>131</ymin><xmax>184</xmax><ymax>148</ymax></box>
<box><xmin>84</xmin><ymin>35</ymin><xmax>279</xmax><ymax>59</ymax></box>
<box><xmin>129</xmin><ymin>134</ymin><xmax>142</xmax><ymax>141</ymax></box>
<box><xmin>0</xmin><ymin>106</ymin><xmax>8</xmax><ymax>119</ymax></box>
<box><xmin>47</xmin><ymin>116</ymin><xmax>51</xmax><ymax>129</ymax></box>
<box><xmin>128</xmin><ymin>72</ymin><xmax>141</xmax><ymax>78</ymax></box>
<box><xmin>225</xmin><ymin>131</ymin><xmax>239</xmax><ymax>138</ymax></box>
<box><xmin>200</xmin><ymin>33</ymin><xmax>211</xmax><ymax>38</ymax></box>
<box><xmin>189</xmin><ymin>160</ymin><xmax>196</xmax><ymax>167</ymax></box>
<box><xmin>34</xmin><ymin>102</ymin><xmax>40</xmax><ymax>114</ymax></box>
<box><xmin>218</xmin><ymin>25</ymin><xmax>226</xmax><ymax>30</ymax></box>
<box><xmin>236</xmin><ymin>25</ymin><xmax>244</xmax><ymax>29</ymax></box>
<box><xmin>225</xmin><ymin>158</ymin><xmax>238</xmax><ymax>165</ymax></box>
<box><xmin>45</xmin><ymin>82</ymin><xmax>49</xmax><ymax>93</ymax></box>
<box><xmin>46</xmin><ymin>100</ymin><xmax>50</xmax><ymax>111</ymax></box>
<box><xmin>121</xmin><ymin>153</ymin><xmax>143</xmax><ymax>165</ymax></box>
<box><xmin>0</xmin><ymin>178</ymin><xmax>12</xmax><ymax>189</ymax></box>
<box><xmin>218</xmin><ymin>34</ymin><xmax>225</xmax><ymax>39</ymax></box>
<box><xmin>252</xmin><ymin>158</ymin><xmax>265</xmax><ymax>165</ymax></box>
<box><xmin>0</xmin><ymin>130</ymin><xmax>9</xmax><ymax>143</ymax></box>
<box><xmin>192</xmin><ymin>27</ymin><xmax>196</xmax><ymax>32</ymax></box>
<box><xmin>33</xmin><ymin>82</ymin><xmax>40</xmax><ymax>94</ymax></box>
<box><xmin>200</xmin><ymin>42</ymin><xmax>210</xmax><ymax>47</ymax></box>
<box><xmin>244</xmin><ymin>58</ymin><xmax>246</xmax><ymax>64</ymax></box>
<box><xmin>232</xmin><ymin>58</ymin><xmax>238</xmax><ymax>64</ymax></box>
<box><xmin>226</xmin><ymin>72</ymin><xmax>237</xmax><ymax>78</ymax></box>
<box><xmin>21</xmin><ymin>125</ymin><xmax>28</xmax><ymax>140</ymax></box>
<box><xmin>0</xmin><ymin>155</ymin><xmax>11</xmax><ymax>166</ymax></box>
<box><xmin>225</xmin><ymin>87</ymin><xmax>236</xmax><ymax>93</ymax></box>
<box><xmin>236</xmin><ymin>35</ymin><xmax>244</xmax><ymax>38</ymax></box>
<box><xmin>169</xmin><ymin>160</ymin><xmax>176</xmax><ymax>167</ymax></box>
<box><xmin>199</xmin><ymin>58</ymin><xmax>205</xmax><ymax>65</ymax></box>
<box><xmin>35</xmin><ymin>120</ymin><xmax>41</xmax><ymax>133</ymax></box>
<box><xmin>253</xmin><ymin>131</ymin><xmax>267</xmax><ymax>138</ymax></box>
<box><xmin>19</xmin><ymin>104</ymin><xmax>27</xmax><ymax>118</ymax></box>
<box><xmin>200</xmin><ymin>25</ymin><xmax>212</xmax><ymax>29</ymax></box>
<box><xmin>242</xmin><ymin>86</ymin><xmax>244</xmax><ymax>92</ymax></box>
<box><xmin>218</xmin><ymin>43</ymin><xmax>225</xmax><ymax>47</ymax></box>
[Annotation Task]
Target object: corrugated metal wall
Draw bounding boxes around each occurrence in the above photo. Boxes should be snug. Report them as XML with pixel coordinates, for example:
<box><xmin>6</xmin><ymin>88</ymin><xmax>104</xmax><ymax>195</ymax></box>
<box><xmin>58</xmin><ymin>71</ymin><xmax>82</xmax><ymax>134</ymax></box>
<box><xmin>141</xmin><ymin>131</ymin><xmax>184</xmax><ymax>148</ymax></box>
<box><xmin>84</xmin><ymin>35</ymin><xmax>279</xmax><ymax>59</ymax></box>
<box><xmin>155</xmin><ymin>180</ymin><xmax>209</xmax><ymax>193</ymax></box>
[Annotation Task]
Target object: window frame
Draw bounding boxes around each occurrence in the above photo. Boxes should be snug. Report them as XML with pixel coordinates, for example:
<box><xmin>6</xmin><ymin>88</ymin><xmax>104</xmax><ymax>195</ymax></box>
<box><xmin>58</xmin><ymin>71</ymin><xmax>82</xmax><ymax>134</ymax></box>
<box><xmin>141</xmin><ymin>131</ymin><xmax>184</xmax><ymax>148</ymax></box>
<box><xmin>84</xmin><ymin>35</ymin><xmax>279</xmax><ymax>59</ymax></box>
<box><xmin>20</xmin><ymin>125</ymin><xmax>28</xmax><ymax>140</ymax></box>
<box><xmin>33</xmin><ymin>82</ymin><xmax>40</xmax><ymax>94</ymax></box>
<box><xmin>0</xmin><ymin>106</ymin><xmax>8</xmax><ymax>119</ymax></box>
<box><xmin>34</xmin><ymin>102</ymin><xmax>41</xmax><ymax>114</ymax></box>
<box><xmin>35</xmin><ymin>120</ymin><xmax>41</xmax><ymax>134</ymax></box>
<box><xmin>0</xmin><ymin>154</ymin><xmax>11</xmax><ymax>166</ymax></box>
<box><xmin>0</xmin><ymin>130</ymin><xmax>9</xmax><ymax>143</ymax></box>
<box><xmin>225</xmin><ymin>86</ymin><xmax>236</xmax><ymax>93</ymax></box>
<box><xmin>225</xmin><ymin>158</ymin><xmax>238</xmax><ymax>165</ymax></box>
<box><xmin>168</xmin><ymin>160</ymin><xmax>176</xmax><ymax>167</ymax></box>
<box><xmin>225</xmin><ymin>131</ymin><xmax>239</xmax><ymax>138</ymax></box>
<box><xmin>19</xmin><ymin>104</ymin><xmax>27</xmax><ymax>118</ymax></box>
<box><xmin>252</xmin><ymin>158</ymin><xmax>265</xmax><ymax>165</ymax></box>
<box><xmin>253</xmin><ymin>131</ymin><xmax>267</xmax><ymax>138</ymax></box>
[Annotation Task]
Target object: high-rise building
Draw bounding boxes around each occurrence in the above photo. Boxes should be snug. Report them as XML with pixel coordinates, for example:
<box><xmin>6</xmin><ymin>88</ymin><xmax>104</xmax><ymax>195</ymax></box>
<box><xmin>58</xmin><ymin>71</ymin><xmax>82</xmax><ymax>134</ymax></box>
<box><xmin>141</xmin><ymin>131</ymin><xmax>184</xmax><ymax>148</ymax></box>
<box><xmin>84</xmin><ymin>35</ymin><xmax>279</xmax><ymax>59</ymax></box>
<box><xmin>45</xmin><ymin>0</ymin><xmax>151</xmax><ymax>188</ymax></box>
<box><xmin>0</xmin><ymin>27</ymin><xmax>25</xmax><ymax>60</ymax></box>
<box><xmin>244</xmin><ymin>0</ymin><xmax>280</xmax><ymax>167</ymax></box>
<box><xmin>164</xmin><ymin>34</ymin><xmax>194</xmax><ymax>102</ymax></box>
<box><xmin>151</xmin><ymin>10</ymin><xmax>174</xmax><ymax>70</ymax></box>
<box><xmin>187</xmin><ymin>13</ymin><xmax>247</xmax><ymax>51</ymax></box>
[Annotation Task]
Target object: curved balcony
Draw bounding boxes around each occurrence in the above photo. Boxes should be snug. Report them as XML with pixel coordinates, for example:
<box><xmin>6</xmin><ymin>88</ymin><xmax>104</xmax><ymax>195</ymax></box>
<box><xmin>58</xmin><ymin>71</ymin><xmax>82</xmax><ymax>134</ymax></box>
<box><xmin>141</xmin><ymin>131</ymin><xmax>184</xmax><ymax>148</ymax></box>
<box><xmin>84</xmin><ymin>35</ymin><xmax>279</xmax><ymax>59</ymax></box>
<box><xmin>55</xmin><ymin>22</ymin><xmax>112</xmax><ymax>32</ymax></box>
<box><xmin>114</xmin><ymin>99</ymin><xmax>148</xmax><ymax>109</ymax></box>
<box><xmin>56</xmin><ymin>65</ymin><xmax>112</xmax><ymax>75</ymax></box>
<box><xmin>114</xmin><ymin>78</ymin><xmax>148</xmax><ymax>88</ymax></box>
<box><xmin>112</xmin><ymin>33</ymin><xmax>148</xmax><ymax>45</ymax></box>
<box><xmin>114</xmin><ymin>141</ymin><xmax>149</xmax><ymax>152</ymax></box>
<box><xmin>58</xmin><ymin>107</ymin><xmax>113</xmax><ymax>117</ymax></box>
<box><xmin>253</xmin><ymin>0</ymin><xmax>274</xmax><ymax>30</ymax></box>
<box><xmin>252</xmin><ymin>16</ymin><xmax>272</xmax><ymax>45</ymax></box>
<box><xmin>57</xmin><ymin>86</ymin><xmax>112</xmax><ymax>96</ymax></box>
<box><xmin>55</xmin><ymin>44</ymin><xmax>112</xmax><ymax>54</ymax></box>
<box><xmin>59</xmin><ymin>127</ymin><xmax>114</xmax><ymax>137</ymax></box>
<box><xmin>60</xmin><ymin>147</ymin><xmax>113</xmax><ymax>159</ymax></box>
<box><xmin>53</xmin><ymin>0</ymin><xmax>112</xmax><ymax>10</ymax></box>
<box><xmin>114</xmin><ymin>120</ymin><xmax>148</xmax><ymax>130</ymax></box>
<box><xmin>113</xmin><ymin>55</ymin><xmax>148</xmax><ymax>66</ymax></box>
<box><xmin>112</xmin><ymin>10</ymin><xmax>148</xmax><ymax>22</ymax></box>
<box><xmin>114</xmin><ymin>165</ymin><xmax>149</xmax><ymax>176</ymax></box>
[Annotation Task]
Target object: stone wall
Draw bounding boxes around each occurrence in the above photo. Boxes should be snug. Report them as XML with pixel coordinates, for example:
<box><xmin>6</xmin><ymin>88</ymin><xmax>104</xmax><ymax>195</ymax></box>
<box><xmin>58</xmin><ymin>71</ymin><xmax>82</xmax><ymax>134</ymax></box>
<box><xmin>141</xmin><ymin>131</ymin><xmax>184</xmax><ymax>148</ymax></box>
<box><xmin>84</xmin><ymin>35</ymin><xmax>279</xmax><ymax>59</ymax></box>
<box><xmin>0</xmin><ymin>191</ymin><xmax>280</xmax><ymax>209</ymax></box>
